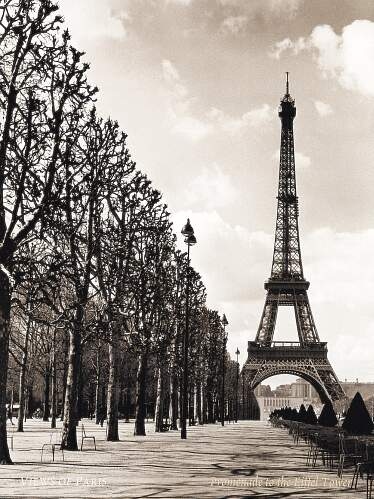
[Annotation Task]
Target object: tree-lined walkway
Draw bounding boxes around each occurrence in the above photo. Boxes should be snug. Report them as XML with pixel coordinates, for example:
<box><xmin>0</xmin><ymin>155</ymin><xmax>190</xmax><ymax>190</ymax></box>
<box><xmin>0</xmin><ymin>420</ymin><xmax>361</xmax><ymax>498</ymax></box>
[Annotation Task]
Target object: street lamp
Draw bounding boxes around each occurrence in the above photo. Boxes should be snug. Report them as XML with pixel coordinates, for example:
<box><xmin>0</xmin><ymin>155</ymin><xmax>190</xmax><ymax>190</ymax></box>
<box><xmin>180</xmin><ymin>218</ymin><xmax>197</xmax><ymax>440</ymax></box>
<box><xmin>235</xmin><ymin>348</ymin><xmax>240</xmax><ymax>423</ymax></box>
<box><xmin>221</xmin><ymin>314</ymin><xmax>228</xmax><ymax>427</ymax></box>
<box><xmin>242</xmin><ymin>370</ymin><xmax>245</xmax><ymax>420</ymax></box>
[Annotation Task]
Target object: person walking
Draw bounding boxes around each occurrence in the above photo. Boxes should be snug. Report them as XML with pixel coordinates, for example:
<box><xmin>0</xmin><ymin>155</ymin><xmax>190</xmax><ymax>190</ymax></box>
<box><xmin>99</xmin><ymin>405</ymin><xmax>106</xmax><ymax>427</ymax></box>
<box><xmin>6</xmin><ymin>404</ymin><xmax>14</xmax><ymax>425</ymax></box>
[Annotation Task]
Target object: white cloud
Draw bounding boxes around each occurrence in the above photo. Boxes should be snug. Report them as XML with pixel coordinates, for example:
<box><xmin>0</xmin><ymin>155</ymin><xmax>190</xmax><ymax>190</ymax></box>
<box><xmin>162</xmin><ymin>59</ymin><xmax>182</xmax><ymax>85</ymax></box>
<box><xmin>269</xmin><ymin>0</ymin><xmax>303</xmax><ymax>18</ymax></box>
<box><xmin>162</xmin><ymin>59</ymin><xmax>189</xmax><ymax>105</ymax></box>
<box><xmin>309</xmin><ymin>25</ymin><xmax>342</xmax><ymax>76</ymax></box>
<box><xmin>208</xmin><ymin>104</ymin><xmax>273</xmax><ymax>135</ymax></box>
<box><xmin>162</xmin><ymin>59</ymin><xmax>210</xmax><ymax>140</ymax></box>
<box><xmin>172</xmin><ymin>116</ymin><xmax>213</xmax><ymax>141</ymax></box>
<box><xmin>269</xmin><ymin>36</ymin><xmax>307</xmax><ymax>59</ymax></box>
<box><xmin>219</xmin><ymin>0</ymin><xmax>303</xmax><ymax>20</ymax></box>
<box><xmin>59</xmin><ymin>0</ymin><xmax>127</xmax><ymax>43</ymax></box>
<box><xmin>295</xmin><ymin>152</ymin><xmax>311</xmax><ymax>170</ymax></box>
<box><xmin>162</xmin><ymin>59</ymin><xmax>273</xmax><ymax>140</ymax></box>
<box><xmin>184</xmin><ymin>164</ymin><xmax>237</xmax><ymax>209</ymax></box>
<box><xmin>166</xmin><ymin>0</ymin><xmax>192</xmax><ymax>4</ymax></box>
<box><xmin>311</xmin><ymin>21</ymin><xmax>374</xmax><ymax>97</ymax></box>
<box><xmin>221</xmin><ymin>16</ymin><xmax>248</xmax><ymax>35</ymax></box>
<box><xmin>172</xmin><ymin>210</ymin><xmax>272</xmax><ymax>307</ymax></box>
<box><xmin>271</xmin><ymin>20</ymin><xmax>374</xmax><ymax>97</ymax></box>
<box><xmin>314</xmin><ymin>100</ymin><xmax>333</xmax><ymax>116</ymax></box>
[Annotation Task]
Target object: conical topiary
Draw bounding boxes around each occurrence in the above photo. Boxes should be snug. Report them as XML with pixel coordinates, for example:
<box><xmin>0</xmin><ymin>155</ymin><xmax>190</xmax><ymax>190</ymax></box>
<box><xmin>318</xmin><ymin>400</ymin><xmax>338</xmax><ymax>427</ymax></box>
<box><xmin>342</xmin><ymin>392</ymin><xmax>374</xmax><ymax>435</ymax></box>
<box><xmin>305</xmin><ymin>404</ymin><xmax>318</xmax><ymax>425</ymax></box>
<box><xmin>298</xmin><ymin>404</ymin><xmax>307</xmax><ymax>423</ymax></box>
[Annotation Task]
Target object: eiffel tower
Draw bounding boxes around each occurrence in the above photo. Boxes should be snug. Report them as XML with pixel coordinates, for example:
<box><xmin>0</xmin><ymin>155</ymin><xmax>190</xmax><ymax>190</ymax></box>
<box><xmin>243</xmin><ymin>75</ymin><xmax>344</xmax><ymax>403</ymax></box>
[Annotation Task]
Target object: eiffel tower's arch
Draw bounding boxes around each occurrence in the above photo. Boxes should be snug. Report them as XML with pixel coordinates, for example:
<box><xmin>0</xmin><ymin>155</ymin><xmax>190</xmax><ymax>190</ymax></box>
<box><xmin>246</xmin><ymin>363</ymin><xmax>331</xmax><ymax>404</ymax></box>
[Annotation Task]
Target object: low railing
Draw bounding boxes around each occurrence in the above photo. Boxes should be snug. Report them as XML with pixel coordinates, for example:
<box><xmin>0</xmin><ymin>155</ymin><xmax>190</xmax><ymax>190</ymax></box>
<box><xmin>248</xmin><ymin>341</ymin><xmax>327</xmax><ymax>349</ymax></box>
<box><xmin>247</xmin><ymin>341</ymin><xmax>328</xmax><ymax>359</ymax></box>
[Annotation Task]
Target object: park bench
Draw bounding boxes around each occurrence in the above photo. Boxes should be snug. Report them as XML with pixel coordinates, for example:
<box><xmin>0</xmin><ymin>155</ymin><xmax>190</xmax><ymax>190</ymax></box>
<box><xmin>41</xmin><ymin>431</ymin><xmax>64</xmax><ymax>462</ymax></box>
<box><xmin>81</xmin><ymin>423</ymin><xmax>97</xmax><ymax>451</ymax></box>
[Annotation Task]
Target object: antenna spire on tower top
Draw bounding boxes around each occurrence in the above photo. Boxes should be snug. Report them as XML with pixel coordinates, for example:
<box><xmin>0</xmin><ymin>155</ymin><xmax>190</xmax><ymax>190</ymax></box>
<box><xmin>286</xmin><ymin>71</ymin><xmax>289</xmax><ymax>94</ymax></box>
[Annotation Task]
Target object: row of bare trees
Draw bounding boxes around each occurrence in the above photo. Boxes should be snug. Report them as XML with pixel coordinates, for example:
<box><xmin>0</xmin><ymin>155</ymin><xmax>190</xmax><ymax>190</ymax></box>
<box><xmin>0</xmin><ymin>1</ymin><xmax>238</xmax><ymax>464</ymax></box>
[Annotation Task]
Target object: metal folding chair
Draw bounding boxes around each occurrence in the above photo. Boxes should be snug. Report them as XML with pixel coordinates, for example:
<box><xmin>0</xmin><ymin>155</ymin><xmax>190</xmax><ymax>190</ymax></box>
<box><xmin>41</xmin><ymin>430</ymin><xmax>64</xmax><ymax>462</ymax></box>
<box><xmin>81</xmin><ymin>423</ymin><xmax>97</xmax><ymax>451</ymax></box>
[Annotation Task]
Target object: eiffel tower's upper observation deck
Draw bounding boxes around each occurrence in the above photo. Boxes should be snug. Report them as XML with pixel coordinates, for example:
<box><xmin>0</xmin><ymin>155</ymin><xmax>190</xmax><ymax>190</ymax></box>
<box><xmin>278</xmin><ymin>72</ymin><xmax>296</xmax><ymax>128</ymax></box>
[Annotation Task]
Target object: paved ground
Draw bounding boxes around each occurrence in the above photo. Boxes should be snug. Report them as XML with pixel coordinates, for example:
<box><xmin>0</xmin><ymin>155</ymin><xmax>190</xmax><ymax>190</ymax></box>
<box><xmin>0</xmin><ymin>419</ymin><xmax>366</xmax><ymax>498</ymax></box>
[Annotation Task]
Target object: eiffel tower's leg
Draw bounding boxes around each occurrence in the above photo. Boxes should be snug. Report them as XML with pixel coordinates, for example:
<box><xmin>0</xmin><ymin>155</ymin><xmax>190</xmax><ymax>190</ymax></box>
<box><xmin>255</xmin><ymin>292</ymin><xmax>278</xmax><ymax>346</ymax></box>
<box><xmin>293</xmin><ymin>291</ymin><xmax>320</xmax><ymax>344</ymax></box>
<box><xmin>314</xmin><ymin>366</ymin><xmax>345</xmax><ymax>401</ymax></box>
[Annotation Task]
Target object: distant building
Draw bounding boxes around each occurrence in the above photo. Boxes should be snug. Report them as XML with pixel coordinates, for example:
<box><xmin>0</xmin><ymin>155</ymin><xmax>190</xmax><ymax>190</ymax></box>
<box><xmin>255</xmin><ymin>378</ymin><xmax>321</xmax><ymax>420</ymax></box>
<box><xmin>254</xmin><ymin>384</ymin><xmax>273</xmax><ymax>397</ymax></box>
<box><xmin>291</xmin><ymin>378</ymin><xmax>318</xmax><ymax>399</ymax></box>
<box><xmin>340</xmin><ymin>380</ymin><xmax>374</xmax><ymax>401</ymax></box>
<box><xmin>254</xmin><ymin>378</ymin><xmax>374</xmax><ymax>420</ymax></box>
<box><xmin>274</xmin><ymin>384</ymin><xmax>292</xmax><ymax>398</ymax></box>
<box><xmin>257</xmin><ymin>396</ymin><xmax>321</xmax><ymax>421</ymax></box>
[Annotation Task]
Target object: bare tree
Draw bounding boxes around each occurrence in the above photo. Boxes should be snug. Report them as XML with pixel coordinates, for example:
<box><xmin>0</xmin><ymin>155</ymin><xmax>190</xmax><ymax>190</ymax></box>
<box><xmin>0</xmin><ymin>1</ymin><xmax>95</xmax><ymax>462</ymax></box>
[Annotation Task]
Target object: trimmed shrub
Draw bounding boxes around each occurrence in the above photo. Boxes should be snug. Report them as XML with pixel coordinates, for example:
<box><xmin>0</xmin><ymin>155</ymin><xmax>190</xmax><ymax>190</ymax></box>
<box><xmin>342</xmin><ymin>392</ymin><xmax>374</xmax><ymax>435</ymax></box>
<box><xmin>298</xmin><ymin>404</ymin><xmax>307</xmax><ymax>423</ymax></box>
<box><xmin>318</xmin><ymin>400</ymin><xmax>338</xmax><ymax>427</ymax></box>
<box><xmin>305</xmin><ymin>405</ymin><xmax>318</xmax><ymax>425</ymax></box>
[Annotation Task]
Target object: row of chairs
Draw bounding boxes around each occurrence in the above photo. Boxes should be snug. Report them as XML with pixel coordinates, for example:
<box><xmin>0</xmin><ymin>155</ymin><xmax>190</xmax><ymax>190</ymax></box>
<box><xmin>273</xmin><ymin>418</ymin><xmax>374</xmax><ymax>498</ymax></box>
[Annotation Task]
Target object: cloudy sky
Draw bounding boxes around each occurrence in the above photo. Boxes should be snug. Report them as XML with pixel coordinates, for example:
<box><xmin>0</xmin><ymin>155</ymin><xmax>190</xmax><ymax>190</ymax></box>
<box><xmin>59</xmin><ymin>0</ymin><xmax>374</xmax><ymax>388</ymax></box>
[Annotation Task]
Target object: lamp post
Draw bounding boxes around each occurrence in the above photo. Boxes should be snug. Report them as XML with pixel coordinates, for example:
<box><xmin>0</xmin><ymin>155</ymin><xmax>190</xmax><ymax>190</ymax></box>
<box><xmin>235</xmin><ymin>348</ymin><xmax>240</xmax><ymax>423</ymax></box>
<box><xmin>221</xmin><ymin>314</ymin><xmax>228</xmax><ymax>426</ymax></box>
<box><xmin>181</xmin><ymin>218</ymin><xmax>197</xmax><ymax>440</ymax></box>
<box><xmin>242</xmin><ymin>370</ymin><xmax>245</xmax><ymax>420</ymax></box>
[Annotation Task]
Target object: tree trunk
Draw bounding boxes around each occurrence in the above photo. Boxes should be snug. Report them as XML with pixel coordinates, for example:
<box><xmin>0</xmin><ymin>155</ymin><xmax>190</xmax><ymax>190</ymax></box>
<box><xmin>95</xmin><ymin>348</ymin><xmax>101</xmax><ymax>425</ymax></box>
<box><xmin>202</xmin><ymin>383</ymin><xmax>207</xmax><ymax>424</ymax></box>
<box><xmin>134</xmin><ymin>350</ymin><xmax>148</xmax><ymax>436</ymax></box>
<box><xmin>42</xmin><ymin>364</ymin><xmax>50</xmax><ymax>421</ymax></box>
<box><xmin>124</xmin><ymin>388</ymin><xmax>130</xmax><ymax>423</ymax></box>
<box><xmin>207</xmin><ymin>389</ymin><xmax>214</xmax><ymax>424</ymax></box>
<box><xmin>17</xmin><ymin>313</ymin><xmax>31</xmax><ymax>432</ymax></box>
<box><xmin>179</xmin><ymin>381</ymin><xmax>183</xmax><ymax>428</ymax></box>
<box><xmin>193</xmin><ymin>385</ymin><xmax>198</xmax><ymax>425</ymax></box>
<box><xmin>24</xmin><ymin>388</ymin><xmax>28</xmax><ymax>421</ymax></box>
<box><xmin>154</xmin><ymin>367</ymin><xmax>165</xmax><ymax>432</ymax></box>
<box><xmin>77</xmin><ymin>352</ymin><xmax>84</xmax><ymax>420</ymax></box>
<box><xmin>0</xmin><ymin>267</ymin><xmax>12</xmax><ymax>464</ymax></box>
<box><xmin>26</xmin><ymin>385</ymin><xmax>33</xmax><ymax>419</ymax></box>
<box><xmin>106</xmin><ymin>329</ymin><xmax>120</xmax><ymax>441</ymax></box>
<box><xmin>169</xmin><ymin>375</ymin><xmax>178</xmax><ymax>430</ymax></box>
<box><xmin>197</xmin><ymin>381</ymin><xmax>203</xmax><ymax>425</ymax></box>
<box><xmin>214</xmin><ymin>395</ymin><xmax>219</xmax><ymax>423</ymax></box>
<box><xmin>51</xmin><ymin>329</ymin><xmax>57</xmax><ymax>429</ymax></box>
<box><xmin>190</xmin><ymin>386</ymin><xmax>195</xmax><ymax>426</ymax></box>
<box><xmin>61</xmin><ymin>309</ymin><xmax>82</xmax><ymax>450</ymax></box>
<box><xmin>60</xmin><ymin>337</ymin><xmax>68</xmax><ymax>421</ymax></box>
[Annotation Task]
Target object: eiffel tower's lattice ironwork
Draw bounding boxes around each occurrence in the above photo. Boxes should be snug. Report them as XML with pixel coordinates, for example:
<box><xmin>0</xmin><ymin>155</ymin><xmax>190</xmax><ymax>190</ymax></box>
<box><xmin>243</xmin><ymin>75</ymin><xmax>344</xmax><ymax>403</ymax></box>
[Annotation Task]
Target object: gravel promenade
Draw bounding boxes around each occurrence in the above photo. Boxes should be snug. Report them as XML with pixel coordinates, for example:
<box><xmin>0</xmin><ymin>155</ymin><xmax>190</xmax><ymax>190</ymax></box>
<box><xmin>0</xmin><ymin>419</ymin><xmax>364</xmax><ymax>498</ymax></box>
